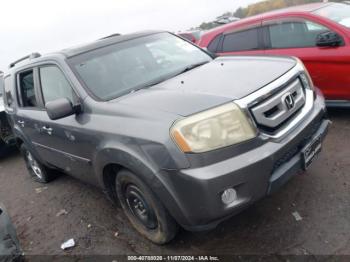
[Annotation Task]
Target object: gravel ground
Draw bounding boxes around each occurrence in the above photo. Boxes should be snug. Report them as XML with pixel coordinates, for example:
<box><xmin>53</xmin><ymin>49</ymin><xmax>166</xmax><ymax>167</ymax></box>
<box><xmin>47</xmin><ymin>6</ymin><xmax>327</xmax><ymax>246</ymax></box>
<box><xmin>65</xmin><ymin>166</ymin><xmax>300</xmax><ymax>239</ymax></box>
<box><xmin>0</xmin><ymin>108</ymin><xmax>349</xmax><ymax>257</ymax></box>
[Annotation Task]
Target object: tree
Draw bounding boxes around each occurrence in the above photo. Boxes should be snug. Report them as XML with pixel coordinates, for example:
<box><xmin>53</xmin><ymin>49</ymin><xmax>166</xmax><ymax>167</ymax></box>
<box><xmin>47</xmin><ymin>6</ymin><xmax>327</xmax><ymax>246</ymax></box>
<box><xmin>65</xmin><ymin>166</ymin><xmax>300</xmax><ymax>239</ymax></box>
<box><xmin>198</xmin><ymin>22</ymin><xmax>219</xmax><ymax>30</ymax></box>
<box><xmin>233</xmin><ymin>7</ymin><xmax>247</xmax><ymax>19</ymax></box>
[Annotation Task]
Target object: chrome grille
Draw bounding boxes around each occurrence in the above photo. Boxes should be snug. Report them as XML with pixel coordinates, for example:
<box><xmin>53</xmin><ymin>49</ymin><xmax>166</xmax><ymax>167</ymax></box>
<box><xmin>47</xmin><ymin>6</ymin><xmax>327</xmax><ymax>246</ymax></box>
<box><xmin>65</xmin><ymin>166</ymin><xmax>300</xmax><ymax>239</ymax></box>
<box><xmin>250</xmin><ymin>78</ymin><xmax>305</xmax><ymax>132</ymax></box>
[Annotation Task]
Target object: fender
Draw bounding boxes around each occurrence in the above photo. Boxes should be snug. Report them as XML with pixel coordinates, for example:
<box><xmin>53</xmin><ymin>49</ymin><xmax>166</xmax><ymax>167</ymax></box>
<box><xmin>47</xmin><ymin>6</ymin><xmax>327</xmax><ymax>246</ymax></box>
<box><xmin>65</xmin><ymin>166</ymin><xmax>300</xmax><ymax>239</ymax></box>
<box><xmin>93</xmin><ymin>142</ymin><xmax>189</xmax><ymax>225</ymax></box>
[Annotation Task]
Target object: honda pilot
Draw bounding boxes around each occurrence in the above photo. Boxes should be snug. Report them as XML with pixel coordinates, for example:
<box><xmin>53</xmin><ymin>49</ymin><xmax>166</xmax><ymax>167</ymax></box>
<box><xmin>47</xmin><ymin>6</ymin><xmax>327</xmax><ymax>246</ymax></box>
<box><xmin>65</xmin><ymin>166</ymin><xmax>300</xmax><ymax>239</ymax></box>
<box><xmin>3</xmin><ymin>31</ymin><xmax>330</xmax><ymax>244</ymax></box>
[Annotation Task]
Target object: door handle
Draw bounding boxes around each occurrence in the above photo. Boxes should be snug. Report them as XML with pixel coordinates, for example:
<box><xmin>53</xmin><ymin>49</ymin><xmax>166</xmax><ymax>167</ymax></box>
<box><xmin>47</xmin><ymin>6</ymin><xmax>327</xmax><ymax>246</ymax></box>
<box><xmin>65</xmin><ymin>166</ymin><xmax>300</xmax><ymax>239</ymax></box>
<box><xmin>42</xmin><ymin>126</ymin><xmax>53</xmax><ymax>135</ymax></box>
<box><xmin>17</xmin><ymin>120</ymin><xmax>25</xmax><ymax>127</ymax></box>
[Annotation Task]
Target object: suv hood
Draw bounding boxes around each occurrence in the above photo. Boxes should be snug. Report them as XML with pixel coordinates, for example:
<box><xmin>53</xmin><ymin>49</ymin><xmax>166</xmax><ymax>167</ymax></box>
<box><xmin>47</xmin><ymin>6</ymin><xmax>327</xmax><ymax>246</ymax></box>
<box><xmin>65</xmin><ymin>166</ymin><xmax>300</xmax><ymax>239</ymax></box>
<box><xmin>119</xmin><ymin>56</ymin><xmax>296</xmax><ymax>116</ymax></box>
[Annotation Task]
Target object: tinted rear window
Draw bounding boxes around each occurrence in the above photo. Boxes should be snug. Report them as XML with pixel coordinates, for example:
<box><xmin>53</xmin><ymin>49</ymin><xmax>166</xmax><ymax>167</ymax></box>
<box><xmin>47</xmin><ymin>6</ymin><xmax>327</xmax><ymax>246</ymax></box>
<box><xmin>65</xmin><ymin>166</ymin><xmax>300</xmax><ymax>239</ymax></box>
<box><xmin>222</xmin><ymin>28</ymin><xmax>259</xmax><ymax>52</ymax></box>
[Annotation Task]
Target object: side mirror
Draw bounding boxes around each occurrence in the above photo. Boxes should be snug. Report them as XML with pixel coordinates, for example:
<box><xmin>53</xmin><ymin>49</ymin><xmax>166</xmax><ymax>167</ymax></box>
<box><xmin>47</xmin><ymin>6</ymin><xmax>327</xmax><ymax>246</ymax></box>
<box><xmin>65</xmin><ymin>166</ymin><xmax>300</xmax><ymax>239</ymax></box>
<box><xmin>45</xmin><ymin>98</ymin><xmax>78</xmax><ymax>120</ymax></box>
<box><xmin>316</xmin><ymin>31</ymin><xmax>343</xmax><ymax>47</ymax></box>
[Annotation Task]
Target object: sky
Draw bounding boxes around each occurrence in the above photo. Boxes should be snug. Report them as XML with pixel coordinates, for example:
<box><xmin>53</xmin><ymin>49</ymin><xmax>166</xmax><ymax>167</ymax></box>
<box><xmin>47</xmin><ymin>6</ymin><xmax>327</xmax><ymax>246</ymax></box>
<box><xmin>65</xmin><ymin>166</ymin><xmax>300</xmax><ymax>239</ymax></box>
<box><xmin>0</xmin><ymin>0</ymin><xmax>261</xmax><ymax>71</ymax></box>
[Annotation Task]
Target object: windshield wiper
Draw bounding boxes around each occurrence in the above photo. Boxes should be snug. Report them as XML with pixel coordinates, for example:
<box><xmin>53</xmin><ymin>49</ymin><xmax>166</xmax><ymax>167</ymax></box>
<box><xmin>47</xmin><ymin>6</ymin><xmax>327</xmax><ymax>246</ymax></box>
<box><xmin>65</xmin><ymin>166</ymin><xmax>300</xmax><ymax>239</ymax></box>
<box><xmin>130</xmin><ymin>61</ymin><xmax>210</xmax><ymax>93</ymax></box>
<box><xmin>143</xmin><ymin>61</ymin><xmax>209</xmax><ymax>88</ymax></box>
<box><xmin>140</xmin><ymin>78</ymin><xmax>170</xmax><ymax>89</ymax></box>
<box><xmin>174</xmin><ymin>61</ymin><xmax>210</xmax><ymax>76</ymax></box>
<box><xmin>126</xmin><ymin>78</ymin><xmax>170</xmax><ymax>95</ymax></box>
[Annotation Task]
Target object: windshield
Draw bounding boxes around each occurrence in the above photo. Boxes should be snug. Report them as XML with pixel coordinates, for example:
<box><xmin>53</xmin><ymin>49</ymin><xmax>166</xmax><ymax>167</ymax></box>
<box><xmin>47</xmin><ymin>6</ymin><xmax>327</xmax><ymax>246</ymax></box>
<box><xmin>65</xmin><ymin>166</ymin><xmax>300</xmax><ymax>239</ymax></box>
<box><xmin>314</xmin><ymin>3</ymin><xmax>350</xmax><ymax>28</ymax></box>
<box><xmin>69</xmin><ymin>33</ymin><xmax>212</xmax><ymax>100</ymax></box>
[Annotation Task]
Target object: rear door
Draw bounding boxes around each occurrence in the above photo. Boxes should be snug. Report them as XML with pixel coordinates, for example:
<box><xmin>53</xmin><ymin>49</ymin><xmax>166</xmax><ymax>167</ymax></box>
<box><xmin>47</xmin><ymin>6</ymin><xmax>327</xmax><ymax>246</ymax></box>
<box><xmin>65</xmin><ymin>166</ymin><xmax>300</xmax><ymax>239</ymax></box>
<box><xmin>263</xmin><ymin>17</ymin><xmax>350</xmax><ymax>100</ymax></box>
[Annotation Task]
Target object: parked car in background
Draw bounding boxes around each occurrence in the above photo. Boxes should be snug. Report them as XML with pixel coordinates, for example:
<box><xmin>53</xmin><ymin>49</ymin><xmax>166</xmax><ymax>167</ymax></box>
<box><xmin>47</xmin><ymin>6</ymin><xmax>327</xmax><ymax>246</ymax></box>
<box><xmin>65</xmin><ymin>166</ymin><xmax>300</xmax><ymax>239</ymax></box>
<box><xmin>178</xmin><ymin>30</ymin><xmax>202</xmax><ymax>43</ymax></box>
<box><xmin>3</xmin><ymin>31</ymin><xmax>329</xmax><ymax>244</ymax></box>
<box><xmin>0</xmin><ymin>203</ymin><xmax>21</xmax><ymax>261</ymax></box>
<box><xmin>199</xmin><ymin>2</ymin><xmax>350</xmax><ymax>107</ymax></box>
<box><xmin>215</xmin><ymin>15</ymin><xmax>240</xmax><ymax>25</ymax></box>
<box><xmin>0</xmin><ymin>72</ymin><xmax>16</xmax><ymax>156</ymax></box>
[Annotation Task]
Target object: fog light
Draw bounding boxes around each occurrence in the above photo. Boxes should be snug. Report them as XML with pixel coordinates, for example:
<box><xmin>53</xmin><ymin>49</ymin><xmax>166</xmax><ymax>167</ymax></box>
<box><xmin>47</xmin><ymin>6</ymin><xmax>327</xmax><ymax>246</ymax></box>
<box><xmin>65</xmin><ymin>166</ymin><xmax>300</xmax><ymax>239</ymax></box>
<box><xmin>221</xmin><ymin>188</ymin><xmax>237</xmax><ymax>205</ymax></box>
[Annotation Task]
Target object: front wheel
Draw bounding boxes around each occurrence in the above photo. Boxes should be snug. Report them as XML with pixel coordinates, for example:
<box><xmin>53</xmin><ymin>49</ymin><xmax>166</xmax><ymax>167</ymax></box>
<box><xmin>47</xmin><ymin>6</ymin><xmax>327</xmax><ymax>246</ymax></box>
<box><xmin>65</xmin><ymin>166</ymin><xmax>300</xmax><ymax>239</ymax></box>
<box><xmin>116</xmin><ymin>169</ymin><xmax>178</xmax><ymax>244</ymax></box>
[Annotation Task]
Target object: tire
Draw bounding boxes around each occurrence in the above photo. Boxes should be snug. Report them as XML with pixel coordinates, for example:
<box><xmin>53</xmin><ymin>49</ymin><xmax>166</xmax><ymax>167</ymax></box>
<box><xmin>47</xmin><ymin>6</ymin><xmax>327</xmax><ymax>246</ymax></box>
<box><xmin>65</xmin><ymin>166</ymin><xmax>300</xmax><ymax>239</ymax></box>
<box><xmin>116</xmin><ymin>169</ymin><xmax>178</xmax><ymax>244</ymax></box>
<box><xmin>20</xmin><ymin>144</ymin><xmax>55</xmax><ymax>183</ymax></box>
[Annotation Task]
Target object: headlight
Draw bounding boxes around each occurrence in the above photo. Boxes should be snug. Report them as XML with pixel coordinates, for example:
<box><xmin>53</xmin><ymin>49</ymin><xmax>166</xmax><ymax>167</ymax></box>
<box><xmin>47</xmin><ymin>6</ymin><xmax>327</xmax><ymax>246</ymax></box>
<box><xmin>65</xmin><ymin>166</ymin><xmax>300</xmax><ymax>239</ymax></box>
<box><xmin>171</xmin><ymin>103</ymin><xmax>257</xmax><ymax>153</ymax></box>
<box><xmin>300</xmin><ymin>73</ymin><xmax>313</xmax><ymax>90</ymax></box>
<box><xmin>295</xmin><ymin>58</ymin><xmax>314</xmax><ymax>90</ymax></box>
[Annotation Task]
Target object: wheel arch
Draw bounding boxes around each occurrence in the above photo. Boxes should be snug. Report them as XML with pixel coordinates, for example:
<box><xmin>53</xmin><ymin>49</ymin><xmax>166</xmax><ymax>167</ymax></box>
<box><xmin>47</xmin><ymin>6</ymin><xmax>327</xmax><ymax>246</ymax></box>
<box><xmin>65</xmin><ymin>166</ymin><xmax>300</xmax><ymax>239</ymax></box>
<box><xmin>96</xmin><ymin>147</ymin><xmax>160</xmax><ymax>200</ymax></box>
<box><xmin>95</xmin><ymin>147</ymin><xmax>188</xmax><ymax>226</ymax></box>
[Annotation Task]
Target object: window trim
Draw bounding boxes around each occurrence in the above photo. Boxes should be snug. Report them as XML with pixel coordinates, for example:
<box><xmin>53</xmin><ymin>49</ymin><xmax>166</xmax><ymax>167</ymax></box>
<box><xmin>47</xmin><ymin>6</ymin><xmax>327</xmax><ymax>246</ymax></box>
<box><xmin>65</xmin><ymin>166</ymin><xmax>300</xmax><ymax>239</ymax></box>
<box><xmin>218</xmin><ymin>25</ymin><xmax>264</xmax><ymax>53</ymax></box>
<box><xmin>262</xmin><ymin>17</ymin><xmax>345</xmax><ymax>50</ymax></box>
<box><xmin>207</xmin><ymin>33</ymin><xmax>223</xmax><ymax>53</ymax></box>
<box><xmin>223</xmin><ymin>22</ymin><xmax>262</xmax><ymax>35</ymax></box>
<box><xmin>37</xmin><ymin>64</ymin><xmax>78</xmax><ymax>106</ymax></box>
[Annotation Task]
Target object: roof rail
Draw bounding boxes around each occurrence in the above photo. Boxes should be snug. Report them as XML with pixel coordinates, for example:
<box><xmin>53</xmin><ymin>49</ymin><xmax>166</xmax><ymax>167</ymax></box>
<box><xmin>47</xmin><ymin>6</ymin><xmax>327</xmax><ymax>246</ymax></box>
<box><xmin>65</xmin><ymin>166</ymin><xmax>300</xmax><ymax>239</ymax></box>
<box><xmin>99</xmin><ymin>33</ymin><xmax>121</xmax><ymax>40</ymax></box>
<box><xmin>9</xmin><ymin>52</ymin><xmax>41</xmax><ymax>69</ymax></box>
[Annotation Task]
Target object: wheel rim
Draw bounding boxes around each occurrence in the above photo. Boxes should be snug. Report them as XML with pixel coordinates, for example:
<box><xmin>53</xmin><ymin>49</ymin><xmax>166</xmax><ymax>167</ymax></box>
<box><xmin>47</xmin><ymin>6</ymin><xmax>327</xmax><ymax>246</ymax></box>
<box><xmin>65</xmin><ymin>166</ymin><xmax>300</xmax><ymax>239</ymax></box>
<box><xmin>26</xmin><ymin>151</ymin><xmax>43</xmax><ymax>179</ymax></box>
<box><xmin>124</xmin><ymin>184</ymin><xmax>158</xmax><ymax>230</ymax></box>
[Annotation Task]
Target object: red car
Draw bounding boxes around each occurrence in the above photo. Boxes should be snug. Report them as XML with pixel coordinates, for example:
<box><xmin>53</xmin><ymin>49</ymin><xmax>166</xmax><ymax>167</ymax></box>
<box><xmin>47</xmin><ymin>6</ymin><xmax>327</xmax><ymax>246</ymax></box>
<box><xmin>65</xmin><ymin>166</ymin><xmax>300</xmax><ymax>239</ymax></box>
<box><xmin>198</xmin><ymin>2</ymin><xmax>350</xmax><ymax>106</ymax></box>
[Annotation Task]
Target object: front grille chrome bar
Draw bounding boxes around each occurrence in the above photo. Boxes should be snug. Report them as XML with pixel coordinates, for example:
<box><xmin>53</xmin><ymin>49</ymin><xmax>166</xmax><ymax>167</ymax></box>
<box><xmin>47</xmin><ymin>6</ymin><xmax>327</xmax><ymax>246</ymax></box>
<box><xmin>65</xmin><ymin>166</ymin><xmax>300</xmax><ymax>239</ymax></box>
<box><xmin>251</xmin><ymin>78</ymin><xmax>305</xmax><ymax>129</ymax></box>
<box><xmin>235</xmin><ymin>63</ymin><xmax>314</xmax><ymax>140</ymax></box>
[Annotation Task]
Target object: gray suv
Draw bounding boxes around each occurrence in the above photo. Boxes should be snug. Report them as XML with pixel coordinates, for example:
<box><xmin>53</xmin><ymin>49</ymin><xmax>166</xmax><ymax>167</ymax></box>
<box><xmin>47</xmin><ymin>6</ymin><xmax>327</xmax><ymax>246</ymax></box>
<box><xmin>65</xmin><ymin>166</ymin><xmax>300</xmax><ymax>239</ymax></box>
<box><xmin>3</xmin><ymin>31</ymin><xmax>329</xmax><ymax>244</ymax></box>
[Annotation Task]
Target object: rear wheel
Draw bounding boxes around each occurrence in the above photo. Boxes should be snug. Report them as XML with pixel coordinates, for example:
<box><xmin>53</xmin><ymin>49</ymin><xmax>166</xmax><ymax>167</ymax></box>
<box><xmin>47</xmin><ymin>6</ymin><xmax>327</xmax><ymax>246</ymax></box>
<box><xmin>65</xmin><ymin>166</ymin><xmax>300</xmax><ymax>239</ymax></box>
<box><xmin>116</xmin><ymin>169</ymin><xmax>178</xmax><ymax>244</ymax></box>
<box><xmin>20</xmin><ymin>144</ymin><xmax>56</xmax><ymax>183</ymax></box>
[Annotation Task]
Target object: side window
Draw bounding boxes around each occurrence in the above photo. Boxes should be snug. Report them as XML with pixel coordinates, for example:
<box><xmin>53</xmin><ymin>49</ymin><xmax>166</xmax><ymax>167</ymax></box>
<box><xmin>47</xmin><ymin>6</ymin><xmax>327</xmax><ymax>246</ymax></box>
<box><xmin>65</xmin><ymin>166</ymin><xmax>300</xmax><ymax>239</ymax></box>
<box><xmin>306</xmin><ymin>21</ymin><xmax>328</xmax><ymax>31</ymax></box>
<box><xmin>222</xmin><ymin>28</ymin><xmax>259</xmax><ymax>52</ymax></box>
<box><xmin>18</xmin><ymin>70</ymin><xmax>37</xmax><ymax>107</ymax></box>
<box><xmin>268</xmin><ymin>20</ymin><xmax>329</xmax><ymax>48</ymax></box>
<box><xmin>39</xmin><ymin>66</ymin><xmax>74</xmax><ymax>104</ymax></box>
<box><xmin>3</xmin><ymin>76</ymin><xmax>14</xmax><ymax>108</ymax></box>
<box><xmin>207</xmin><ymin>34</ymin><xmax>222</xmax><ymax>53</ymax></box>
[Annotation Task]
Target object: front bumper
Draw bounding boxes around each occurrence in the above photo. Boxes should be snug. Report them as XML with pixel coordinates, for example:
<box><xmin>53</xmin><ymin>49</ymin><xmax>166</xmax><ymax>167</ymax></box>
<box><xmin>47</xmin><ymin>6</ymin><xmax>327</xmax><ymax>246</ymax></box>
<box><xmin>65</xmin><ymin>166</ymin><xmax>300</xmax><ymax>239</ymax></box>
<box><xmin>161</xmin><ymin>94</ymin><xmax>329</xmax><ymax>231</ymax></box>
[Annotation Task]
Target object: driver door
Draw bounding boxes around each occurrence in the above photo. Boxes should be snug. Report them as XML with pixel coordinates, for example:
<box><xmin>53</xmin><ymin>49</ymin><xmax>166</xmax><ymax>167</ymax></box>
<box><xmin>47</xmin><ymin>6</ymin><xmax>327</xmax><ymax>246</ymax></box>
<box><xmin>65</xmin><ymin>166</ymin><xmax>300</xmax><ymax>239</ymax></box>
<box><xmin>31</xmin><ymin>65</ymin><xmax>95</xmax><ymax>183</ymax></box>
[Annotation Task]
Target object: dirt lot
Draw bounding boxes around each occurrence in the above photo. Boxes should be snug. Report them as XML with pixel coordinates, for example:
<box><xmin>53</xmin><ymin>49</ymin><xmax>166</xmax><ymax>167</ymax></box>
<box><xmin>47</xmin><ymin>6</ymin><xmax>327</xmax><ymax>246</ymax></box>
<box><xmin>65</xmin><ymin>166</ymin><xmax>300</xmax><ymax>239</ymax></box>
<box><xmin>0</xmin><ymin>109</ymin><xmax>349</xmax><ymax>257</ymax></box>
